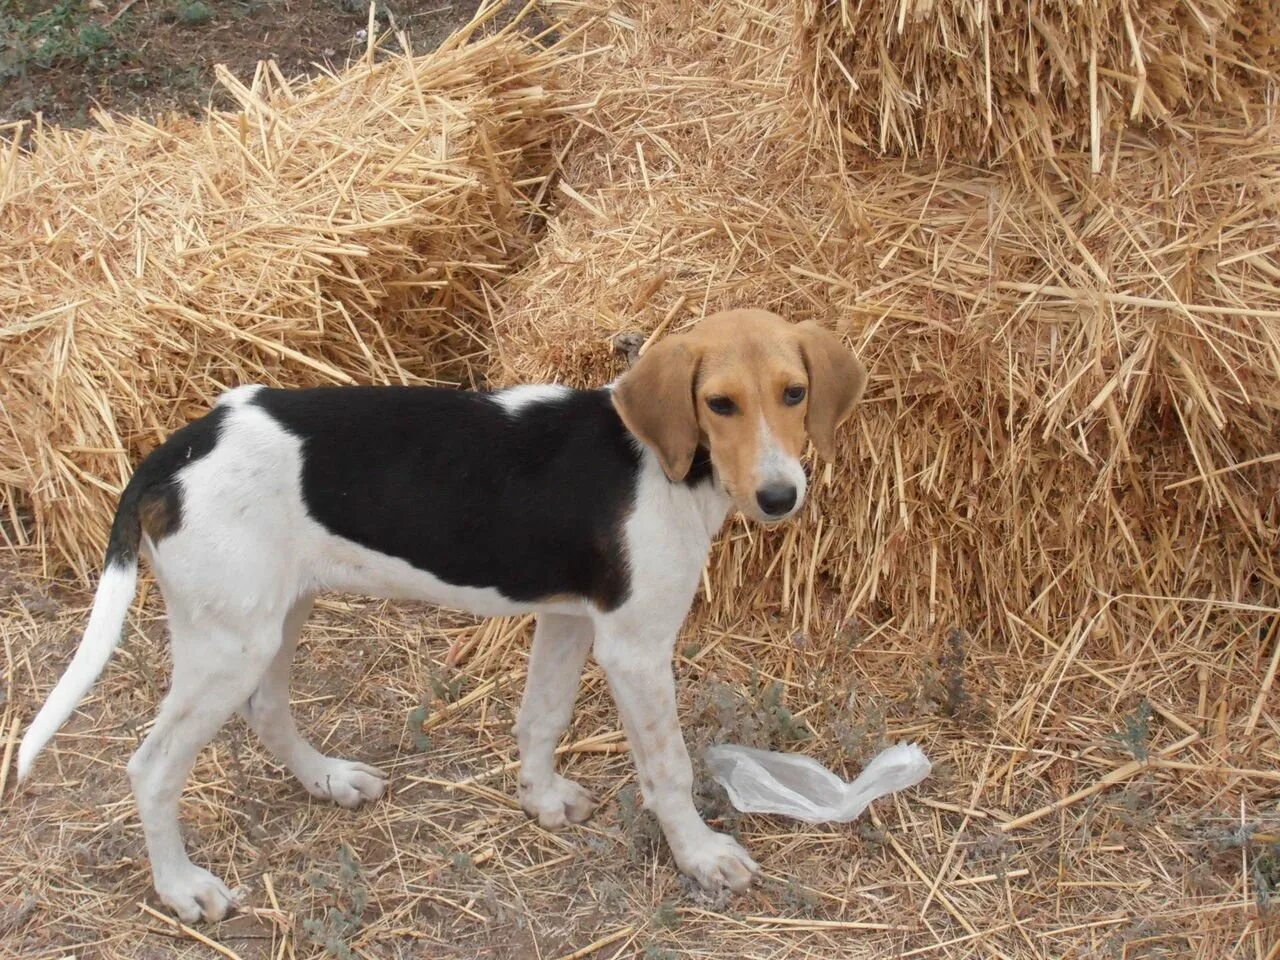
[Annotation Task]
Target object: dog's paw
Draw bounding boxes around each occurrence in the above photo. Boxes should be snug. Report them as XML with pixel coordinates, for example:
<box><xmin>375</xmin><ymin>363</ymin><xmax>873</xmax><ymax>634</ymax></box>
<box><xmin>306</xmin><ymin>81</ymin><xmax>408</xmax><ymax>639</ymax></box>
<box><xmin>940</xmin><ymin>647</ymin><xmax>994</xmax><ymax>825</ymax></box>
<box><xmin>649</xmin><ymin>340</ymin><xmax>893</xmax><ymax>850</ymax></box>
<box><xmin>672</xmin><ymin>829</ymin><xmax>759</xmax><ymax>893</ymax></box>
<box><xmin>519</xmin><ymin>774</ymin><xmax>595</xmax><ymax>829</ymax></box>
<box><xmin>155</xmin><ymin>863</ymin><xmax>242</xmax><ymax>924</ymax></box>
<box><xmin>301</xmin><ymin>758</ymin><xmax>388</xmax><ymax>809</ymax></box>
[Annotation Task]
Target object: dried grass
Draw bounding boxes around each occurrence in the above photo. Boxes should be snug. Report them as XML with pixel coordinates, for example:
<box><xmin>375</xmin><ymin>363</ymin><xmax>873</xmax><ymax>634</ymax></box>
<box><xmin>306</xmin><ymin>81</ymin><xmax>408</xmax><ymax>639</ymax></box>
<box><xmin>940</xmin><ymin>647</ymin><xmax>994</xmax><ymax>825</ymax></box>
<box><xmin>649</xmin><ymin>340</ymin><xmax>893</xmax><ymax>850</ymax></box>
<box><xmin>795</xmin><ymin>0</ymin><xmax>1280</xmax><ymax>166</ymax></box>
<box><xmin>0</xmin><ymin>21</ymin><xmax>569</xmax><ymax>577</ymax></box>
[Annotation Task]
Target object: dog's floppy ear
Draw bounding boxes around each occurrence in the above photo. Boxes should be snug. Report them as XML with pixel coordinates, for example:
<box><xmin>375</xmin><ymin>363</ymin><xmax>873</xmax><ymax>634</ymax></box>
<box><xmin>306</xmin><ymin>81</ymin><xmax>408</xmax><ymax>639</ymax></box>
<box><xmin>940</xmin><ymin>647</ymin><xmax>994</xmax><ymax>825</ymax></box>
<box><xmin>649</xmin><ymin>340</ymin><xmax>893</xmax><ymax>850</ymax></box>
<box><xmin>612</xmin><ymin>335</ymin><xmax>700</xmax><ymax>482</ymax></box>
<box><xmin>796</xmin><ymin>321</ymin><xmax>867</xmax><ymax>461</ymax></box>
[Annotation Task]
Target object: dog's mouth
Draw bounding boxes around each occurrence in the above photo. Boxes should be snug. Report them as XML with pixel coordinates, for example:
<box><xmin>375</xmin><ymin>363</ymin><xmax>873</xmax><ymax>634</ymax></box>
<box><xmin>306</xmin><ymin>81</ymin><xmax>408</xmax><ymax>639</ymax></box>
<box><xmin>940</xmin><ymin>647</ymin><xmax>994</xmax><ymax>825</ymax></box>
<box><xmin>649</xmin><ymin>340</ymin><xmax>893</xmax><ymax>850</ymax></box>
<box><xmin>734</xmin><ymin>494</ymin><xmax>802</xmax><ymax>526</ymax></box>
<box><xmin>754</xmin><ymin>507</ymin><xmax>800</xmax><ymax>526</ymax></box>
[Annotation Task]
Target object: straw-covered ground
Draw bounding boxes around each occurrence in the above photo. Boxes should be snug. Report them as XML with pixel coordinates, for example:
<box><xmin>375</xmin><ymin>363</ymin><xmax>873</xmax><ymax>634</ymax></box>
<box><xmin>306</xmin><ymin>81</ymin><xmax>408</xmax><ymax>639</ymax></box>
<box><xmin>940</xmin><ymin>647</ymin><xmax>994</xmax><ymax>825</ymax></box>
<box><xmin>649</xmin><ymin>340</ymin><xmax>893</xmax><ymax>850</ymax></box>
<box><xmin>5</xmin><ymin>544</ymin><xmax>1279</xmax><ymax>959</ymax></box>
<box><xmin>3</xmin><ymin>0</ymin><xmax>1280</xmax><ymax>958</ymax></box>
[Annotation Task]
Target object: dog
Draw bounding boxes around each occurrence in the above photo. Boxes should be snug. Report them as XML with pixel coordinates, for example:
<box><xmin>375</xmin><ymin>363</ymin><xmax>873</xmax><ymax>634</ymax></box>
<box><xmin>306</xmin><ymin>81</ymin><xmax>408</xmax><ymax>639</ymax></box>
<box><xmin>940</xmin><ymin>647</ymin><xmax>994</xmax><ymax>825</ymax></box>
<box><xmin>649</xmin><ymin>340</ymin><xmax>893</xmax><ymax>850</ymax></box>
<box><xmin>17</xmin><ymin>308</ymin><xmax>866</xmax><ymax>923</ymax></box>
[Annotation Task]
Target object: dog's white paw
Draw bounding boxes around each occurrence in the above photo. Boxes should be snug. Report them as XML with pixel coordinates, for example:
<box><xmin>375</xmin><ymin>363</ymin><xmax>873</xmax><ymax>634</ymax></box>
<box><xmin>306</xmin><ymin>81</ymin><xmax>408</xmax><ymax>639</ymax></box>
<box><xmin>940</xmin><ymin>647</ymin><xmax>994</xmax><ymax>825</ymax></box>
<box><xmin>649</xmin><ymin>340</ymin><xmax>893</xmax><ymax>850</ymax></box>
<box><xmin>672</xmin><ymin>829</ymin><xmax>759</xmax><ymax>893</ymax></box>
<box><xmin>300</xmin><ymin>758</ymin><xmax>388</xmax><ymax>809</ymax></box>
<box><xmin>154</xmin><ymin>863</ymin><xmax>242</xmax><ymax>924</ymax></box>
<box><xmin>519</xmin><ymin>774</ymin><xmax>595</xmax><ymax>829</ymax></box>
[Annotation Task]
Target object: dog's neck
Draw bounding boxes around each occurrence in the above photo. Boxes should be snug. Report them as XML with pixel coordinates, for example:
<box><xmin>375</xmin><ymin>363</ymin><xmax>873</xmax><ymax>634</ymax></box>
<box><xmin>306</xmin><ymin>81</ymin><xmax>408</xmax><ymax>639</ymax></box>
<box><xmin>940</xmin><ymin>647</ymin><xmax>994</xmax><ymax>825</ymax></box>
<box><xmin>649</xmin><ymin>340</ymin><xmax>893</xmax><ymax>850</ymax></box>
<box><xmin>681</xmin><ymin>455</ymin><xmax>733</xmax><ymax>542</ymax></box>
<box><xmin>689</xmin><ymin>474</ymin><xmax>732</xmax><ymax>542</ymax></box>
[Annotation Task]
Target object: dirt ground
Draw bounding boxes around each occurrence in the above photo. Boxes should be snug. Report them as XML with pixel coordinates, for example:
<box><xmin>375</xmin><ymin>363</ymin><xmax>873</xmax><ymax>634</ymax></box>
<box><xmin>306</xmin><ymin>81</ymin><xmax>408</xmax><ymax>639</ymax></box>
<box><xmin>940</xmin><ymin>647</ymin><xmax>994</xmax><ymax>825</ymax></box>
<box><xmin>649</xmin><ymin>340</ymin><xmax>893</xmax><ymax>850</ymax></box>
<box><xmin>3</xmin><ymin>540</ymin><xmax>1279</xmax><ymax>959</ymax></box>
<box><xmin>0</xmin><ymin>0</ymin><xmax>488</xmax><ymax>127</ymax></box>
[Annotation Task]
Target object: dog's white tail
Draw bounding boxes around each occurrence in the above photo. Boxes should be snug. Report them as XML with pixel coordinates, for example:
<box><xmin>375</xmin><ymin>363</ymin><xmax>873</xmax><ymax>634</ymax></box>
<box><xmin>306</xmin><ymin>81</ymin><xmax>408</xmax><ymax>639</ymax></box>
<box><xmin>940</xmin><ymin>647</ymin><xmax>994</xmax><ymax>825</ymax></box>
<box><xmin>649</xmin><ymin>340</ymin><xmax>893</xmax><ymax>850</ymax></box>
<box><xmin>17</xmin><ymin>557</ymin><xmax>138</xmax><ymax>782</ymax></box>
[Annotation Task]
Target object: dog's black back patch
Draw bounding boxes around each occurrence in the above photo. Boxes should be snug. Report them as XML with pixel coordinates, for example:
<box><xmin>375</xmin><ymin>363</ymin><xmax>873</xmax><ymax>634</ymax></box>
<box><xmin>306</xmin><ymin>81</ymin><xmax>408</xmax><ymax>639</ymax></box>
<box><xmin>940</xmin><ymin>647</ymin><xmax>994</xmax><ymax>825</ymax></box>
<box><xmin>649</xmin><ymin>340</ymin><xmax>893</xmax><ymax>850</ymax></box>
<box><xmin>105</xmin><ymin>406</ymin><xmax>229</xmax><ymax>568</ymax></box>
<box><xmin>253</xmin><ymin>386</ymin><xmax>642</xmax><ymax>611</ymax></box>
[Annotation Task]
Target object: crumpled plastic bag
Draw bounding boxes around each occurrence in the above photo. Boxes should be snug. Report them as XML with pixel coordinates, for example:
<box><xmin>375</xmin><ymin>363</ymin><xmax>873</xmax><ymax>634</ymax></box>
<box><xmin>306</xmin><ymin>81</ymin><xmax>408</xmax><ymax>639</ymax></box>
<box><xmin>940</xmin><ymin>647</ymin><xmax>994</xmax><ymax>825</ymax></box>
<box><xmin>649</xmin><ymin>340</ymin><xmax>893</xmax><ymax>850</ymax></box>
<box><xmin>705</xmin><ymin>742</ymin><xmax>931</xmax><ymax>823</ymax></box>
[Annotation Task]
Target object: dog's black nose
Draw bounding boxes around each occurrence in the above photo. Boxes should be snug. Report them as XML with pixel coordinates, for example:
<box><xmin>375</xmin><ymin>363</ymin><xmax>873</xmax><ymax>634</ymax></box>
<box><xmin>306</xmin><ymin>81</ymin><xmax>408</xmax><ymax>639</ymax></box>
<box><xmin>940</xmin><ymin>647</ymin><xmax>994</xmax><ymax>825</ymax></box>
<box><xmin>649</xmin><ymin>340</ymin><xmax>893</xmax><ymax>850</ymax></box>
<box><xmin>756</xmin><ymin>484</ymin><xmax>797</xmax><ymax>518</ymax></box>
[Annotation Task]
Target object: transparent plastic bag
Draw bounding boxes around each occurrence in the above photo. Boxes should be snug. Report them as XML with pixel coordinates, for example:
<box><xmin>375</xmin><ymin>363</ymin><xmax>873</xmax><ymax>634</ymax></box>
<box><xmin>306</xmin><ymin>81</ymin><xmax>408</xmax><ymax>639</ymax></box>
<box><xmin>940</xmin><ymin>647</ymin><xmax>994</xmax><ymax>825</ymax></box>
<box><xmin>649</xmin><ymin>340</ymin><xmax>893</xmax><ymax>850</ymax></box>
<box><xmin>705</xmin><ymin>743</ymin><xmax>931</xmax><ymax>824</ymax></box>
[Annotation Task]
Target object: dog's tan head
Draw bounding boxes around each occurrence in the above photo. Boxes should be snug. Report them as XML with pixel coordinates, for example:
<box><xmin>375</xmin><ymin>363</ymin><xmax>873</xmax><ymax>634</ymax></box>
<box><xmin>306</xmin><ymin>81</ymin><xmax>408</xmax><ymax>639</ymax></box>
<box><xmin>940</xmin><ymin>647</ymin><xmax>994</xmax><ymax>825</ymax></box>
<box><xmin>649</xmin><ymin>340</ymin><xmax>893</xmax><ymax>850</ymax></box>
<box><xmin>612</xmin><ymin>309</ymin><xmax>867</xmax><ymax>523</ymax></box>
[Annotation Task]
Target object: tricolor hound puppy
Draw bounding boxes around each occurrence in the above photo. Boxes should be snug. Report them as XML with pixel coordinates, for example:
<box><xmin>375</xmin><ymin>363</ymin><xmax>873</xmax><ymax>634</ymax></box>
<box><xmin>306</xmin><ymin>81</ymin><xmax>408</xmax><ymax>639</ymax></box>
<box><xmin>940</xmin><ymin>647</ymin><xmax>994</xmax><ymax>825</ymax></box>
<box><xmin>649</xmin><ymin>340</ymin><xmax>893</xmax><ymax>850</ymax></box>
<box><xmin>18</xmin><ymin>309</ymin><xmax>866</xmax><ymax>923</ymax></box>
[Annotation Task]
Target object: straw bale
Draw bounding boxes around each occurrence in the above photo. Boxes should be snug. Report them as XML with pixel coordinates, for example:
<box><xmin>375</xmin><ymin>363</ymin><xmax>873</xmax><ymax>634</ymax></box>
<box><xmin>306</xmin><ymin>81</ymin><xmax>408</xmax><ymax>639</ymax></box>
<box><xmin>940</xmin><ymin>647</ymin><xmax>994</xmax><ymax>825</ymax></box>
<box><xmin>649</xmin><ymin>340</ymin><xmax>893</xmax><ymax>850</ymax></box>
<box><xmin>0</xmin><ymin>27</ymin><xmax>568</xmax><ymax>577</ymax></box>
<box><xmin>492</xmin><ymin>2</ymin><xmax>1280</xmax><ymax>648</ymax></box>
<box><xmin>794</xmin><ymin>0</ymin><xmax>1279</xmax><ymax>166</ymax></box>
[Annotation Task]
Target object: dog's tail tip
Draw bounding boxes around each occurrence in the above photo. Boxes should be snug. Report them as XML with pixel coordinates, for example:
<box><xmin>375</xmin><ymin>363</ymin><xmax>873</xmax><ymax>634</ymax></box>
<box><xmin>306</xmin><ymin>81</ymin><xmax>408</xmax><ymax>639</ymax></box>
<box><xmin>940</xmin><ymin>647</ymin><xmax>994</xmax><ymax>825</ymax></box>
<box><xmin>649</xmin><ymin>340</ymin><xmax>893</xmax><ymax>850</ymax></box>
<box><xmin>16</xmin><ymin>557</ymin><xmax>139</xmax><ymax>784</ymax></box>
<box><xmin>15</xmin><ymin>741</ymin><xmax>36</xmax><ymax>785</ymax></box>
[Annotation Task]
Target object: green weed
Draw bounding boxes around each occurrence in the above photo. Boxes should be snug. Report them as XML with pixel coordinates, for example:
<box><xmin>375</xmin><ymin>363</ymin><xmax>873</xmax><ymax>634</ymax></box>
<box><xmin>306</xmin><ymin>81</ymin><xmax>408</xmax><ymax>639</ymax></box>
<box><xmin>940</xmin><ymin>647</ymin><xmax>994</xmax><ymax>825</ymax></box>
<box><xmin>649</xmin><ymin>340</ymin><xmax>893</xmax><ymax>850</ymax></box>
<box><xmin>303</xmin><ymin>845</ymin><xmax>368</xmax><ymax>960</ymax></box>
<box><xmin>694</xmin><ymin>674</ymin><xmax>810</xmax><ymax>750</ymax></box>
<box><xmin>618</xmin><ymin>783</ymin><xmax>664</xmax><ymax>862</ymax></box>
<box><xmin>0</xmin><ymin>1</ymin><xmax>122</xmax><ymax>82</ymax></box>
<box><xmin>1110</xmin><ymin>698</ymin><xmax>1153</xmax><ymax>762</ymax></box>
<box><xmin>653</xmin><ymin>900</ymin><xmax>680</xmax><ymax>929</ymax></box>
<box><xmin>175</xmin><ymin>1</ymin><xmax>214</xmax><ymax>26</ymax></box>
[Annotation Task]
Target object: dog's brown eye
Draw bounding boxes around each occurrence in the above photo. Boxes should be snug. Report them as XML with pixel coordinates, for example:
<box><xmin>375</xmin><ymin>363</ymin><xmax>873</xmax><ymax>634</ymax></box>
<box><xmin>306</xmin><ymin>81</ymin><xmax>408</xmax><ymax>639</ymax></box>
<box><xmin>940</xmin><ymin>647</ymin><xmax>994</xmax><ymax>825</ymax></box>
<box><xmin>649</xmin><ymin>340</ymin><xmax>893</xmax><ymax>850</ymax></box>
<box><xmin>783</xmin><ymin>385</ymin><xmax>807</xmax><ymax>406</ymax></box>
<box><xmin>706</xmin><ymin>396</ymin><xmax>737</xmax><ymax>416</ymax></box>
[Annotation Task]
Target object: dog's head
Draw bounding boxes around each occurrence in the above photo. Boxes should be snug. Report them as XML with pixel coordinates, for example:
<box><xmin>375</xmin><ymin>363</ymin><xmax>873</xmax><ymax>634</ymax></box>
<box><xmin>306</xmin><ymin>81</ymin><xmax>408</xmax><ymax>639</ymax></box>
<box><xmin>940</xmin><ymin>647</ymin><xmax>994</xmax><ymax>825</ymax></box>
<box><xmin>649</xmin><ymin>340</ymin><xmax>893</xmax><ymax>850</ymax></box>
<box><xmin>613</xmin><ymin>309</ymin><xmax>867</xmax><ymax>523</ymax></box>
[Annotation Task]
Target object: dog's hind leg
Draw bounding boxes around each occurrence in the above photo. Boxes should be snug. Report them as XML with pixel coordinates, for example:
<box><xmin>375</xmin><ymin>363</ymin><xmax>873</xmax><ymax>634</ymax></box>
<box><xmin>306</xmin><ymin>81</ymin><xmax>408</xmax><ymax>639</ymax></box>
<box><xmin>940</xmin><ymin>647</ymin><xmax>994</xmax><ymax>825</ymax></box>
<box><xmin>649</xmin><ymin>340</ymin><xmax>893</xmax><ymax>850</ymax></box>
<box><xmin>127</xmin><ymin>608</ymin><xmax>281</xmax><ymax>923</ymax></box>
<box><xmin>240</xmin><ymin>597</ymin><xmax>386</xmax><ymax>808</ymax></box>
<box><xmin>514</xmin><ymin>613</ymin><xmax>595</xmax><ymax>828</ymax></box>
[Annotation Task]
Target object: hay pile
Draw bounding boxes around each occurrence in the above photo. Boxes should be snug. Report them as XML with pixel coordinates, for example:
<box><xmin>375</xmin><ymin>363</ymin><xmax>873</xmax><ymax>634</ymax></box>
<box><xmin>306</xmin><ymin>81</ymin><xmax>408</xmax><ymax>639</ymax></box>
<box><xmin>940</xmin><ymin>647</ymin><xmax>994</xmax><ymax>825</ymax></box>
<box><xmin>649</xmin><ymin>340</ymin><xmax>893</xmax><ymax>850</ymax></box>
<box><xmin>795</xmin><ymin>0</ymin><xmax>1278</xmax><ymax>165</ymax></box>
<box><xmin>492</xmin><ymin>3</ymin><xmax>1280</xmax><ymax>645</ymax></box>
<box><xmin>0</xmin><ymin>25</ymin><xmax>568</xmax><ymax>577</ymax></box>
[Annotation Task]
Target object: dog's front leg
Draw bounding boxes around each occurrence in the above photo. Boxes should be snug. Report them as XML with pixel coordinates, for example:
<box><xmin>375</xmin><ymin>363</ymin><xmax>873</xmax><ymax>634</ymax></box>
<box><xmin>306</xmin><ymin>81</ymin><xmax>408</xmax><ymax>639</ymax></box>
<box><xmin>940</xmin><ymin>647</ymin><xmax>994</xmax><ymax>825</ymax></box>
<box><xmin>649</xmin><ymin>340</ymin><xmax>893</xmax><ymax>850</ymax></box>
<box><xmin>594</xmin><ymin>623</ymin><xmax>758</xmax><ymax>892</ymax></box>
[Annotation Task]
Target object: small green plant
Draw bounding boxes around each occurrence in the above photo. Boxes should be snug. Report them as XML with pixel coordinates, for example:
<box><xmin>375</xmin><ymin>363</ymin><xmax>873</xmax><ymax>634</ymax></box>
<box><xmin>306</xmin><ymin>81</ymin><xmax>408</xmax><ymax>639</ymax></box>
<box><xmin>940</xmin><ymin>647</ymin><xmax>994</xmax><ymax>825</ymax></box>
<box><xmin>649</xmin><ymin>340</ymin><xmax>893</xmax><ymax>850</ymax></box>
<box><xmin>834</xmin><ymin>700</ymin><xmax>886</xmax><ymax>764</ymax></box>
<box><xmin>450</xmin><ymin>851</ymin><xmax>476</xmax><ymax>878</ymax></box>
<box><xmin>856</xmin><ymin>819</ymin><xmax>886</xmax><ymax>851</ymax></box>
<box><xmin>303</xmin><ymin>845</ymin><xmax>368</xmax><ymax>960</ymax></box>
<box><xmin>1185</xmin><ymin>861</ymin><xmax>1224</xmax><ymax>897</ymax></box>
<box><xmin>1253</xmin><ymin>842</ymin><xmax>1280</xmax><ymax>911</ymax></box>
<box><xmin>779</xmin><ymin>878</ymin><xmax>820</xmax><ymax>915</ymax></box>
<box><xmin>427</xmin><ymin>664</ymin><xmax>464</xmax><ymax>703</ymax></box>
<box><xmin>691</xmin><ymin>754</ymin><xmax>741</xmax><ymax>829</ymax></box>
<box><xmin>1111</xmin><ymin>782</ymin><xmax>1156</xmax><ymax>830</ymax></box>
<box><xmin>406</xmin><ymin>700</ymin><xmax>432</xmax><ymax>752</ymax></box>
<box><xmin>0</xmin><ymin>1</ymin><xmax>121</xmax><ymax>81</ymax></box>
<box><xmin>916</xmin><ymin>628</ymin><xmax>973</xmax><ymax>719</ymax></box>
<box><xmin>653</xmin><ymin>900</ymin><xmax>680</xmax><ymax>929</ymax></box>
<box><xmin>693</xmin><ymin>674</ymin><xmax>811</xmax><ymax>749</ymax></box>
<box><xmin>938</xmin><ymin>628</ymin><xmax>969</xmax><ymax>718</ymax></box>
<box><xmin>1111</xmin><ymin>698</ymin><xmax>1153</xmax><ymax>761</ymax></box>
<box><xmin>759</xmin><ymin>680</ymin><xmax>812</xmax><ymax>744</ymax></box>
<box><xmin>175</xmin><ymin>0</ymin><xmax>214</xmax><ymax>25</ymax></box>
<box><xmin>406</xmin><ymin>663</ymin><xmax>463</xmax><ymax>752</ymax></box>
<box><xmin>618</xmin><ymin>784</ymin><xmax>663</xmax><ymax>862</ymax></box>
<box><xmin>1199</xmin><ymin>818</ymin><xmax>1280</xmax><ymax>910</ymax></box>
<box><xmin>969</xmin><ymin>831</ymin><xmax>1015</xmax><ymax>879</ymax></box>
<box><xmin>836</xmin><ymin>616</ymin><xmax>864</xmax><ymax>648</ymax></box>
